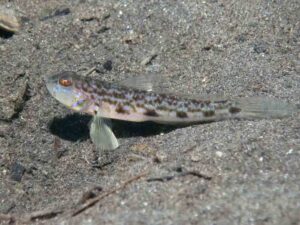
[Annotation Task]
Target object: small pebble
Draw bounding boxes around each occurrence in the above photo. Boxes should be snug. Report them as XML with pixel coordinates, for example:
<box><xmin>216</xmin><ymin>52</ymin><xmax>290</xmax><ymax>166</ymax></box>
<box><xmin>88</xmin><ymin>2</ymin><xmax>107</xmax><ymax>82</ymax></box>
<box><xmin>215</xmin><ymin>151</ymin><xmax>224</xmax><ymax>157</ymax></box>
<box><xmin>286</xmin><ymin>149</ymin><xmax>293</xmax><ymax>155</ymax></box>
<box><xmin>154</xmin><ymin>151</ymin><xmax>167</xmax><ymax>162</ymax></box>
<box><xmin>103</xmin><ymin>60</ymin><xmax>113</xmax><ymax>71</ymax></box>
<box><xmin>253</xmin><ymin>42</ymin><xmax>268</xmax><ymax>54</ymax></box>
<box><xmin>10</xmin><ymin>162</ymin><xmax>25</xmax><ymax>182</ymax></box>
<box><xmin>191</xmin><ymin>153</ymin><xmax>201</xmax><ymax>162</ymax></box>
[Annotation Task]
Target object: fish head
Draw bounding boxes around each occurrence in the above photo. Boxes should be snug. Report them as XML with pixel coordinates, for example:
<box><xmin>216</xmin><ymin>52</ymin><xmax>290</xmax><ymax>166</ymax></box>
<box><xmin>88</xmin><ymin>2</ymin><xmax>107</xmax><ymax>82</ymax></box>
<box><xmin>45</xmin><ymin>71</ymin><xmax>89</xmax><ymax>111</ymax></box>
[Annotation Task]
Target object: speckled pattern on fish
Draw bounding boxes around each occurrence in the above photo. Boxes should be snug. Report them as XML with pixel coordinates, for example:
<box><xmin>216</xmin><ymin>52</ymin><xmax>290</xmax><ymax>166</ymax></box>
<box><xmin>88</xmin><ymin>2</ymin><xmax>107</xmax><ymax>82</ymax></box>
<box><xmin>46</xmin><ymin>71</ymin><xmax>244</xmax><ymax>124</ymax></box>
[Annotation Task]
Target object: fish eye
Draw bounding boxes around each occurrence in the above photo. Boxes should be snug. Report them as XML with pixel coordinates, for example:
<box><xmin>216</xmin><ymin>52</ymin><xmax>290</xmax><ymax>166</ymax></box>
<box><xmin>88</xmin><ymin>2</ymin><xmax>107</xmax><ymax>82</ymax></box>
<box><xmin>59</xmin><ymin>78</ymin><xmax>72</xmax><ymax>87</ymax></box>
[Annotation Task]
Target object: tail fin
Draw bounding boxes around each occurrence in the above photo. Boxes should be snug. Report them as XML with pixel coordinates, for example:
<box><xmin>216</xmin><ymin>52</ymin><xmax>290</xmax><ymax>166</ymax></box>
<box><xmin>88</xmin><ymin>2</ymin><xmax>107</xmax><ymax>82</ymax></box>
<box><xmin>234</xmin><ymin>97</ymin><xmax>299</xmax><ymax>119</ymax></box>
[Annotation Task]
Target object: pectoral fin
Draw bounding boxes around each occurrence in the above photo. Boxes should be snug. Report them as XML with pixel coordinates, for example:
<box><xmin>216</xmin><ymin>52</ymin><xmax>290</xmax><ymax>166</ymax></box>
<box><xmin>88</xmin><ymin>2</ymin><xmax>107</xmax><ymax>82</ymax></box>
<box><xmin>90</xmin><ymin>115</ymin><xmax>119</xmax><ymax>150</ymax></box>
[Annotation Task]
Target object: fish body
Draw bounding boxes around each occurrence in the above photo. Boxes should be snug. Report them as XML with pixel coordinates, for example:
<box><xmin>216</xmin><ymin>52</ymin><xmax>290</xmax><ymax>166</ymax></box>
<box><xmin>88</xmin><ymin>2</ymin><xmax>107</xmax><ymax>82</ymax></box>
<box><xmin>46</xmin><ymin>71</ymin><xmax>252</xmax><ymax>124</ymax></box>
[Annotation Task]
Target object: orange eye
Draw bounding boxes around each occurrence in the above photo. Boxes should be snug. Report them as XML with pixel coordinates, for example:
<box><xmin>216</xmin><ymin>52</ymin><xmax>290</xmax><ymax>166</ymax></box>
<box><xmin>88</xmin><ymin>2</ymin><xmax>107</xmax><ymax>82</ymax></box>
<box><xmin>59</xmin><ymin>78</ymin><xmax>72</xmax><ymax>87</ymax></box>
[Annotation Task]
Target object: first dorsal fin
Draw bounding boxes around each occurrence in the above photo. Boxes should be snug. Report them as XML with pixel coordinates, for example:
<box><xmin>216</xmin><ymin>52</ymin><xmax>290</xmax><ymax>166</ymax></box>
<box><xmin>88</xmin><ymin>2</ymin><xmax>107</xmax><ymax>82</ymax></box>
<box><xmin>118</xmin><ymin>73</ymin><xmax>168</xmax><ymax>92</ymax></box>
<box><xmin>118</xmin><ymin>73</ymin><xmax>227</xmax><ymax>101</ymax></box>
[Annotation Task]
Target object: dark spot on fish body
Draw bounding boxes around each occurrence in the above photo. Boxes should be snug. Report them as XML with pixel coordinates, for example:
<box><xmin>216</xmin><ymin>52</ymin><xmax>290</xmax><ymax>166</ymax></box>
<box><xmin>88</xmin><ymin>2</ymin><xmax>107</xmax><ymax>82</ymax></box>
<box><xmin>153</xmin><ymin>97</ymin><xmax>161</xmax><ymax>104</ymax></box>
<box><xmin>213</xmin><ymin>100</ymin><xmax>230</xmax><ymax>110</ymax></box>
<box><xmin>86</xmin><ymin>80</ymin><xmax>93</xmax><ymax>88</ymax></box>
<box><xmin>184</xmin><ymin>102</ymin><xmax>190</xmax><ymax>108</ymax></box>
<box><xmin>188</xmin><ymin>102</ymin><xmax>205</xmax><ymax>112</ymax></box>
<box><xmin>176</xmin><ymin>111</ymin><xmax>188</xmax><ymax>118</ymax></box>
<box><xmin>200</xmin><ymin>102</ymin><xmax>207</xmax><ymax>108</ymax></box>
<box><xmin>116</xmin><ymin>104</ymin><xmax>129</xmax><ymax>114</ymax></box>
<box><xmin>158</xmin><ymin>93</ymin><xmax>167</xmax><ymax>100</ymax></box>
<box><xmin>136</xmin><ymin>102</ymin><xmax>144</xmax><ymax>108</ymax></box>
<box><xmin>190</xmin><ymin>99</ymin><xmax>201</xmax><ymax>105</ymax></box>
<box><xmin>187</xmin><ymin>108</ymin><xmax>198</xmax><ymax>113</ymax></box>
<box><xmin>203</xmin><ymin>110</ymin><xmax>215</xmax><ymax>117</ymax></box>
<box><xmin>156</xmin><ymin>105</ymin><xmax>170</xmax><ymax>111</ymax></box>
<box><xmin>229</xmin><ymin>107</ymin><xmax>241</xmax><ymax>114</ymax></box>
<box><xmin>75</xmin><ymin>81</ymin><xmax>82</xmax><ymax>89</ymax></box>
<box><xmin>133</xmin><ymin>94</ymin><xmax>145</xmax><ymax>101</ymax></box>
<box><xmin>215</xmin><ymin>100</ymin><xmax>228</xmax><ymax>104</ymax></box>
<box><xmin>144</xmin><ymin>109</ymin><xmax>159</xmax><ymax>117</ymax></box>
<box><xmin>166</xmin><ymin>99</ymin><xmax>172</xmax><ymax>105</ymax></box>
<box><xmin>168</xmin><ymin>99</ymin><xmax>177</xmax><ymax>106</ymax></box>
<box><xmin>96</xmin><ymin>88</ymin><xmax>107</xmax><ymax>96</ymax></box>
<box><xmin>82</xmin><ymin>82</ymin><xmax>89</xmax><ymax>92</ymax></box>
<box><xmin>113</xmin><ymin>92</ymin><xmax>125</xmax><ymax>99</ymax></box>
<box><xmin>87</xmin><ymin>87</ymin><xmax>94</xmax><ymax>93</ymax></box>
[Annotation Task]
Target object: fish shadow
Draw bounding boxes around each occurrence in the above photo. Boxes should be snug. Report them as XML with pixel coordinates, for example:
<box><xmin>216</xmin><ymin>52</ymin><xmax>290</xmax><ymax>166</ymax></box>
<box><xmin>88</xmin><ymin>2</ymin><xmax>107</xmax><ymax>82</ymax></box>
<box><xmin>49</xmin><ymin>113</ymin><xmax>178</xmax><ymax>142</ymax></box>
<box><xmin>49</xmin><ymin>114</ymin><xmax>90</xmax><ymax>142</ymax></box>
<box><xmin>0</xmin><ymin>30</ymin><xmax>14</xmax><ymax>39</ymax></box>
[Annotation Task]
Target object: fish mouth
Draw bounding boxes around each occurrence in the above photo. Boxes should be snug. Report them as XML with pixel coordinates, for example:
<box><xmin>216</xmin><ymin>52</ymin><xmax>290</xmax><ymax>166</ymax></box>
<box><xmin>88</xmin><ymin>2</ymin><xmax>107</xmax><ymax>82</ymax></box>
<box><xmin>44</xmin><ymin>73</ymin><xmax>61</xmax><ymax>85</ymax></box>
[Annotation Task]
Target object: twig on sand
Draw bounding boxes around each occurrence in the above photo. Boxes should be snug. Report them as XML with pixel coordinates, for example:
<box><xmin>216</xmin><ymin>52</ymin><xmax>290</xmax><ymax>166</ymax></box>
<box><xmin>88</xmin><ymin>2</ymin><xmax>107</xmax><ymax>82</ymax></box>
<box><xmin>83</xmin><ymin>66</ymin><xmax>96</xmax><ymax>76</ymax></box>
<box><xmin>25</xmin><ymin>209</ymin><xmax>63</xmax><ymax>222</ymax></box>
<box><xmin>0</xmin><ymin>208</ymin><xmax>63</xmax><ymax>224</ymax></box>
<box><xmin>71</xmin><ymin>171</ymin><xmax>148</xmax><ymax>217</ymax></box>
